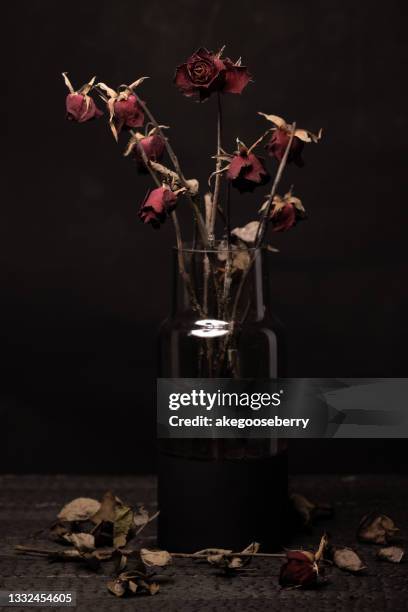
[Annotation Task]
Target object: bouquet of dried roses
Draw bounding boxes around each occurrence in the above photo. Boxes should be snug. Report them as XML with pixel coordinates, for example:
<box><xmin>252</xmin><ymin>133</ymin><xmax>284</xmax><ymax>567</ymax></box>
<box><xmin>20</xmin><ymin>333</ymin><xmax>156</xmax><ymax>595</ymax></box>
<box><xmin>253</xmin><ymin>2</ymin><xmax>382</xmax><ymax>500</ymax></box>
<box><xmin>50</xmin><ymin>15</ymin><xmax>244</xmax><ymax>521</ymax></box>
<box><xmin>63</xmin><ymin>46</ymin><xmax>321</xmax><ymax>377</ymax></box>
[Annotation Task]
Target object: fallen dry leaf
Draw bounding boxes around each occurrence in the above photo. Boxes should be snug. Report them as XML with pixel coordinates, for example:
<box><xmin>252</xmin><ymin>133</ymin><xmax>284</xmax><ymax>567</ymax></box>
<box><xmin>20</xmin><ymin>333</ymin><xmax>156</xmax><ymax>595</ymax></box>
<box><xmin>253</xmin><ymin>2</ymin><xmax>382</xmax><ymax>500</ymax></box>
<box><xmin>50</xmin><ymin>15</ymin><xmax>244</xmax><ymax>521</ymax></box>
<box><xmin>140</xmin><ymin>548</ymin><xmax>172</xmax><ymax>568</ymax></box>
<box><xmin>377</xmin><ymin>546</ymin><xmax>405</xmax><ymax>563</ymax></box>
<box><xmin>333</xmin><ymin>548</ymin><xmax>366</xmax><ymax>573</ymax></box>
<box><xmin>63</xmin><ymin>532</ymin><xmax>95</xmax><ymax>552</ymax></box>
<box><xmin>58</xmin><ymin>497</ymin><xmax>100</xmax><ymax>522</ymax></box>
<box><xmin>357</xmin><ymin>513</ymin><xmax>399</xmax><ymax>545</ymax></box>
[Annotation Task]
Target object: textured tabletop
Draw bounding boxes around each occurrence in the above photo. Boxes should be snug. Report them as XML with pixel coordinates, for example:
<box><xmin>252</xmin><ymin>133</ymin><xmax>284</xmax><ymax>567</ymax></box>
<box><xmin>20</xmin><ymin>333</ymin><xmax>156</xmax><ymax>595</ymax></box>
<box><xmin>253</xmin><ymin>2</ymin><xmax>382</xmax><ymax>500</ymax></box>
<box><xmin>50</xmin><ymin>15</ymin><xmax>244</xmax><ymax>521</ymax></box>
<box><xmin>0</xmin><ymin>474</ymin><xmax>407</xmax><ymax>611</ymax></box>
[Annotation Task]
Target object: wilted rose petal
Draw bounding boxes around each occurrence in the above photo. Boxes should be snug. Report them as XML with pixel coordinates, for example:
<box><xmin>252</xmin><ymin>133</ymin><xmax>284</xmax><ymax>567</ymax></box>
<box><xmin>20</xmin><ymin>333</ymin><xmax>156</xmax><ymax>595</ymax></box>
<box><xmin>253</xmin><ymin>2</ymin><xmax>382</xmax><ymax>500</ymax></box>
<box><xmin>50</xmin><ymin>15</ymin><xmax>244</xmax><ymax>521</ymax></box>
<box><xmin>140</xmin><ymin>548</ymin><xmax>172</xmax><ymax>567</ymax></box>
<box><xmin>134</xmin><ymin>134</ymin><xmax>166</xmax><ymax>173</ymax></box>
<box><xmin>58</xmin><ymin>497</ymin><xmax>101</xmax><ymax>522</ymax></box>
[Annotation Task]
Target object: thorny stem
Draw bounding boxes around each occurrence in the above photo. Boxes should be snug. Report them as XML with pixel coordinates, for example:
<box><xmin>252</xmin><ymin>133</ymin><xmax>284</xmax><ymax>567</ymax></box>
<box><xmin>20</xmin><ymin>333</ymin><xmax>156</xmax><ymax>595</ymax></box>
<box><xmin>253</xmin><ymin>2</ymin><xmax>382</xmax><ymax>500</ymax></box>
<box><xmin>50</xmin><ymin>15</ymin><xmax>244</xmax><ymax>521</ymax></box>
<box><xmin>230</xmin><ymin>123</ymin><xmax>297</xmax><ymax>325</ymax></box>
<box><xmin>131</xmin><ymin>91</ymin><xmax>209</xmax><ymax>246</ymax></box>
<box><xmin>170</xmin><ymin>552</ymin><xmax>286</xmax><ymax>559</ymax></box>
<box><xmin>209</xmin><ymin>92</ymin><xmax>223</xmax><ymax>244</ymax></box>
<box><xmin>255</xmin><ymin>123</ymin><xmax>297</xmax><ymax>247</ymax></box>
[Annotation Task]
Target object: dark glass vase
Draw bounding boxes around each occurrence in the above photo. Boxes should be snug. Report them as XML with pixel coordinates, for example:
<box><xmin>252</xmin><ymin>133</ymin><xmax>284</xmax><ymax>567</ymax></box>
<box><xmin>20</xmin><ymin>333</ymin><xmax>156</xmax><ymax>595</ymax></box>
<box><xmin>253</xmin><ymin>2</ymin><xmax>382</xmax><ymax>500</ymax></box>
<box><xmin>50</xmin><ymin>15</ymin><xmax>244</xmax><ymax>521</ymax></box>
<box><xmin>157</xmin><ymin>245</ymin><xmax>288</xmax><ymax>552</ymax></box>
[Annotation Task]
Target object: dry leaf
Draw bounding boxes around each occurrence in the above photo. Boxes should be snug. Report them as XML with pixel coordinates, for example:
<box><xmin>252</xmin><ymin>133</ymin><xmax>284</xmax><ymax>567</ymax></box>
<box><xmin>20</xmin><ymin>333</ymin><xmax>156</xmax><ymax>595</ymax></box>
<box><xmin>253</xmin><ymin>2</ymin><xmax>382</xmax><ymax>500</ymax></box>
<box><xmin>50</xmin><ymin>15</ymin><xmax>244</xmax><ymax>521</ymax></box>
<box><xmin>133</xmin><ymin>504</ymin><xmax>150</xmax><ymax>528</ymax></box>
<box><xmin>357</xmin><ymin>513</ymin><xmax>399</xmax><ymax>544</ymax></box>
<box><xmin>63</xmin><ymin>533</ymin><xmax>95</xmax><ymax>552</ymax></box>
<box><xmin>58</xmin><ymin>497</ymin><xmax>101</xmax><ymax>522</ymax></box>
<box><xmin>258</xmin><ymin>112</ymin><xmax>287</xmax><ymax>129</ymax></box>
<box><xmin>231</xmin><ymin>221</ymin><xmax>260</xmax><ymax>243</ymax></box>
<box><xmin>377</xmin><ymin>546</ymin><xmax>405</xmax><ymax>563</ymax></box>
<box><xmin>290</xmin><ymin>492</ymin><xmax>334</xmax><ymax>526</ymax></box>
<box><xmin>107</xmin><ymin>571</ymin><xmax>159</xmax><ymax>598</ymax></box>
<box><xmin>333</xmin><ymin>548</ymin><xmax>366</xmax><ymax>573</ymax></box>
<box><xmin>140</xmin><ymin>548</ymin><xmax>172</xmax><ymax>567</ymax></box>
<box><xmin>114</xmin><ymin>505</ymin><xmax>134</xmax><ymax>548</ymax></box>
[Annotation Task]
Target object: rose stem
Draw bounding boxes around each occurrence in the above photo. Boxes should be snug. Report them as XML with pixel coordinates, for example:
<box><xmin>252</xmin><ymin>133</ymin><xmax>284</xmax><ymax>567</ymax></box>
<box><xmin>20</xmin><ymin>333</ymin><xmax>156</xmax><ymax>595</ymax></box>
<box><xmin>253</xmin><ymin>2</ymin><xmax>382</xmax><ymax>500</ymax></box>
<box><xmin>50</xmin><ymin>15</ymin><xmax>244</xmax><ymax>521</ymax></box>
<box><xmin>255</xmin><ymin>122</ymin><xmax>296</xmax><ymax>247</ymax></box>
<box><xmin>170</xmin><ymin>552</ymin><xmax>286</xmax><ymax>559</ymax></box>
<box><xmin>131</xmin><ymin>86</ymin><xmax>223</xmax><ymax>313</ymax></box>
<box><xmin>209</xmin><ymin>92</ymin><xmax>223</xmax><ymax>244</ymax></box>
<box><xmin>131</xmin><ymin>91</ymin><xmax>209</xmax><ymax>246</ymax></box>
<box><xmin>98</xmin><ymin>87</ymin><xmax>203</xmax><ymax>316</ymax></box>
<box><xmin>227</xmin><ymin>124</ymin><xmax>296</xmax><ymax>333</ymax></box>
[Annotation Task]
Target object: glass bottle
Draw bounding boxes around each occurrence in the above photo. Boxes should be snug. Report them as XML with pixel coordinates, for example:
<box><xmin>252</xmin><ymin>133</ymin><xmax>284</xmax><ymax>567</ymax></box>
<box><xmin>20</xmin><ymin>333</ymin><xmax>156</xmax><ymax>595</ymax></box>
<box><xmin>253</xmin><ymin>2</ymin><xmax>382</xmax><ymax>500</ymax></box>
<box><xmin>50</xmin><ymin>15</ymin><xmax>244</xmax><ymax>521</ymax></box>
<box><xmin>157</xmin><ymin>245</ymin><xmax>288</xmax><ymax>552</ymax></box>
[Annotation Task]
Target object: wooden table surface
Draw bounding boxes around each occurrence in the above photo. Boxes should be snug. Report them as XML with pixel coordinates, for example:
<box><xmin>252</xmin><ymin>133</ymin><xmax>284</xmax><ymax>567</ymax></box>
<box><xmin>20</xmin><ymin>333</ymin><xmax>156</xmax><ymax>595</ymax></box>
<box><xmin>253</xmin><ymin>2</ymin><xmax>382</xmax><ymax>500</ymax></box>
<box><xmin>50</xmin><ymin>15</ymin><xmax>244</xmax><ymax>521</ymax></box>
<box><xmin>0</xmin><ymin>474</ymin><xmax>407</xmax><ymax>611</ymax></box>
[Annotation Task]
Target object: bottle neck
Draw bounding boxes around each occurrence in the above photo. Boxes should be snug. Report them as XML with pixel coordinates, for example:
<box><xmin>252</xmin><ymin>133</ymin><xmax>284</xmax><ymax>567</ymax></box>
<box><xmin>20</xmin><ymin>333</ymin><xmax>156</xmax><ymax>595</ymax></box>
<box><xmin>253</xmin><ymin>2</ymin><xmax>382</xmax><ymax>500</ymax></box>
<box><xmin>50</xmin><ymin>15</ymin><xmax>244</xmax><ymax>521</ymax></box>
<box><xmin>172</xmin><ymin>247</ymin><xmax>269</xmax><ymax>323</ymax></box>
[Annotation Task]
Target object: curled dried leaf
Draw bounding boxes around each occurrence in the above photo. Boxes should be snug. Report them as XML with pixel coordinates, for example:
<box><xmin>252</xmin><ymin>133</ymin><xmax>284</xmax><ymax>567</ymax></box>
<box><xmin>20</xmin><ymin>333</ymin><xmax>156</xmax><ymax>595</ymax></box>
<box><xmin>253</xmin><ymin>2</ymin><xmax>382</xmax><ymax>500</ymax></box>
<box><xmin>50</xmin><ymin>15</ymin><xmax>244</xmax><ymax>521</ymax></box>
<box><xmin>63</xmin><ymin>532</ymin><xmax>95</xmax><ymax>552</ymax></box>
<box><xmin>140</xmin><ymin>548</ymin><xmax>172</xmax><ymax>567</ymax></box>
<box><xmin>128</xmin><ymin>76</ymin><xmax>149</xmax><ymax>89</ymax></box>
<box><xmin>258</xmin><ymin>112</ymin><xmax>287</xmax><ymax>129</ymax></box>
<box><xmin>58</xmin><ymin>497</ymin><xmax>101</xmax><ymax>522</ymax></box>
<box><xmin>62</xmin><ymin>72</ymin><xmax>74</xmax><ymax>94</ymax></box>
<box><xmin>377</xmin><ymin>546</ymin><xmax>405</xmax><ymax>563</ymax></box>
<box><xmin>231</xmin><ymin>221</ymin><xmax>260</xmax><ymax>243</ymax></box>
<box><xmin>333</xmin><ymin>547</ymin><xmax>366</xmax><ymax>573</ymax></box>
<box><xmin>357</xmin><ymin>512</ymin><xmax>399</xmax><ymax>544</ymax></box>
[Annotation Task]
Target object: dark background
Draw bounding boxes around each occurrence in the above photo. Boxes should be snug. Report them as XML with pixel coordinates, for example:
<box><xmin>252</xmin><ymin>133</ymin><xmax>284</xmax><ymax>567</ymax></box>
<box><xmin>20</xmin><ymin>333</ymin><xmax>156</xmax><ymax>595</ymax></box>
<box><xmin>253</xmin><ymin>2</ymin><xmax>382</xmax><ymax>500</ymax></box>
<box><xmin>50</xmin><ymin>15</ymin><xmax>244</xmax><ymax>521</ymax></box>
<box><xmin>2</xmin><ymin>0</ymin><xmax>407</xmax><ymax>473</ymax></box>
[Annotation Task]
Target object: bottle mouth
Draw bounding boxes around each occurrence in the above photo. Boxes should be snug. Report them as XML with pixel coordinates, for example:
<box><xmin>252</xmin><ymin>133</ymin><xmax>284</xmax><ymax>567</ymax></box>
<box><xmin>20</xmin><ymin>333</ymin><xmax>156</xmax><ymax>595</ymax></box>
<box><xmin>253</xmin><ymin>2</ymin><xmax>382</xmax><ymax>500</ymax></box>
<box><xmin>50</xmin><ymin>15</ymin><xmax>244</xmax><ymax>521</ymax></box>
<box><xmin>173</xmin><ymin>241</ymin><xmax>262</xmax><ymax>254</ymax></box>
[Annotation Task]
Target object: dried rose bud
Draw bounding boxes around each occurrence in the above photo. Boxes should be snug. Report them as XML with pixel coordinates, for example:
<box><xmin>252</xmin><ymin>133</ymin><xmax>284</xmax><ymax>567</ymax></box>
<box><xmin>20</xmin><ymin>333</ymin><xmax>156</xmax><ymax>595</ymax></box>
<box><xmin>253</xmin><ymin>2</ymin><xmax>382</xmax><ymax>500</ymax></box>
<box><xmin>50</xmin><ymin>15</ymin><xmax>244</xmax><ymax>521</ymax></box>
<box><xmin>62</xmin><ymin>73</ymin><xmax>102</xmax><ymax>123</ymax></box>
<box><xmin>266</xmin><ymin>128</ymin><xmax>305</xmax><ymax>166</ymax></box>
<box><xmin>175</xmin><ymin>47</ymin><xmax>251</xmax><ymax>101</ymax></box>
<box><xmin>135</xmin><ymin>134</ymin><xmax>166</xmax><ymax>173</ymax></box>
<box><xmin>279</xmin><ymin>551</ymin><xmax>318</xmax><ymax>588</ymax></box>
<box><xmin>138</xmin><ymin>186</ymin><xmax>178</xmax><ymax>229</ymax></box>
<box><xmin>66</xmin><ymin>94</ymin><xmax>103</xmax><ymax>122</ymax></box>
<box><xmin>226</xmin><ymin>148</ymin><xmax>270</xmax><ymax>193</ymax></box>
<box><xmin>259</xmin><ymin>113</ymin><xmax>322</xmax><ymax>166</ymax></box>
<box><xmin>113</xmin><ymin>95</ymin><xmax>144</xmax><ymax>135</ymax></box>
<box><xmin>259</xmin><ymin>191</ymin><xmax>306</xmax><ymax>232</ymax></box>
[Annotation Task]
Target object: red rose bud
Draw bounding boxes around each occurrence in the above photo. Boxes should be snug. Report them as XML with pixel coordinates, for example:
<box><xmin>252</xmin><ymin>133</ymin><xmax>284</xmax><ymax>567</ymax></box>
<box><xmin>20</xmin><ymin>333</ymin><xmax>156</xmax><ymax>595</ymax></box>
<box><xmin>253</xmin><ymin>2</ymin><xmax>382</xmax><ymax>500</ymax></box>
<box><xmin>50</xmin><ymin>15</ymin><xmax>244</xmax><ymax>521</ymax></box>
<box><xmin>227</xmin><ymin>150</ymin><xmax>270</xmax><ymax>193</ymax></box>
<box><xmin>175</xmin><ymin>47</ymin><xmax>251</xmax><ymax>101</ymax></box>
<box><xmin>113</xmin><ymin>94</ymin><xmax>144</xmax><ymax>135</ymax></box>
<box><xmin>265</xmin><ymin>128</ymin><xmax>305</xmax><ymax>167</ymax></box>
<box><xmin>135</xmin><ymin>134</ymin><xmax>166</xmax><ymax>173</ymax></box>
<box><xmin>66</xmin><ymin>93</ymin><xmax>103</xmax><ymax>123</ymax></box>
<box><xmin>279</xmin><ymin>551</ymin><xmax>318</xmax><ymax>588</ymax></box>
<box><xmin>138</xmin><ymin>186</ymin><xmax>178</xmax><ymax>229</ymax></box>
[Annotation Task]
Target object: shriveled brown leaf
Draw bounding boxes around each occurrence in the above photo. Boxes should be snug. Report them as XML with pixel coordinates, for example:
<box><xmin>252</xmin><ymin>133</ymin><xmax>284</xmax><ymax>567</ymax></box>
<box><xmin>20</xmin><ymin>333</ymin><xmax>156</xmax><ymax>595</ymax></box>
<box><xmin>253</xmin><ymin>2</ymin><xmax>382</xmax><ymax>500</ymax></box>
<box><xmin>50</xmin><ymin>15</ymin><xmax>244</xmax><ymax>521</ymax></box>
<box><xmin>357</xmin><ymin>512</ymin><xmax>399</xmax><ymax>544</ymax></box>
<box><xmin>63</xmin><ymin>532</ymin><xmax>95</xmax><ymax>552</ymax></box>
<box><xmin>133</xmin><ymin>504</ymin><xmax>150</xmax><ymax>528</ymax></box>
<box><xmin>140</xmin><ymin>548</ymin><xmax>172</xmax><ymax>567</ymax></box>
<box><xmin>91</xmin><ymin>491</ymin><xmax>116</xmax><ymax>524</ymax></box>
<box><xmin>377</xmin><ymin>546</ymin><xmax>405</xmax><ymax>563</ymax></box>
<box><xmin>258</xmin><ymin>112</ymin><xmax>287</xmax><ymax>129</ymax></box>
<box><xmin>290</xmin><ymin>492</ymin><xmax>334</xmax><ymax>526</ymax></box>
<box><xmin>333</xmin><ymin>547</ymin><xmax>366</xmax><ymax>573</ymax></box>
<box><xmin>107</xmin><ymin>570</ymin><xmax>159</xmax><ymax>598</ymax></box>
<box><xmin>58</xmin><ymin>497</ymin><xmax>100</xmax><ymax>522</ymax></box>
<box><xmin>114</xmin><ymin>505</ymin><xmax>134</xmax><ymax>548</ymax></box>
<box><xmin>231</xmin><ymin>221</ymin><xmax>260</xmax><ymax>244</ymax></box>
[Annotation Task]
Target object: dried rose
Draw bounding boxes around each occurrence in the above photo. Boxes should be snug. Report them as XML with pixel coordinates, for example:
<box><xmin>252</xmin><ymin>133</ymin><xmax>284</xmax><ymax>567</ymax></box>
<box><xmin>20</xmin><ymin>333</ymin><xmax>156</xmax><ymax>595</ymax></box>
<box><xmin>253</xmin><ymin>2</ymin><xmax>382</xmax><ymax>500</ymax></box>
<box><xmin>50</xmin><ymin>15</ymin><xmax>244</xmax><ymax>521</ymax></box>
<box><xmin>63</xmin><ymin>73</ymin><xmax>103</xmax><ymax>123</ymax></box>
<box><xmin>259</xmin><ymin>113</ymin><xmax>322</xmax><ymax>166</ymax></box>
<box><xmin>97</xmin><ymin>78</ymin><xmax>147</xmax><ymax>141</ymax></box>
<box><xmin>226</xmin><ymin>147</ymin><xmax>270</xmax><ymax>193</ymax></box>
<box><xmin>357</xmin><ymin>512</ymin><xmax>399</xmax><ymax>544</ymax></box>
<box><xmin>279</xmin><ymin>534</ymin><xmax>327</xmax><ymax>589</ymax></box>
<box><xmin>125</xmin><ymin>130</ymin><xmax>166</xmax><ymax>173</ymax></box>
<box><xmin>260</xmin><ymin>191</ymin><xmax>306</xmax><ymax>232</ymax></box>
<box><xmin>175</xmin><ymin>47</ymin><xmax>251</xmax><ymax>101</ymax></box>
<box><xmin>138</xmin><ymin>186</ymin><xmax>178</xmax><ymax>228</ymax></box>
<box><xmin>279</xmin><ymin>550</ymin><xmax>318</xmax><ymax>588</ymax></box>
